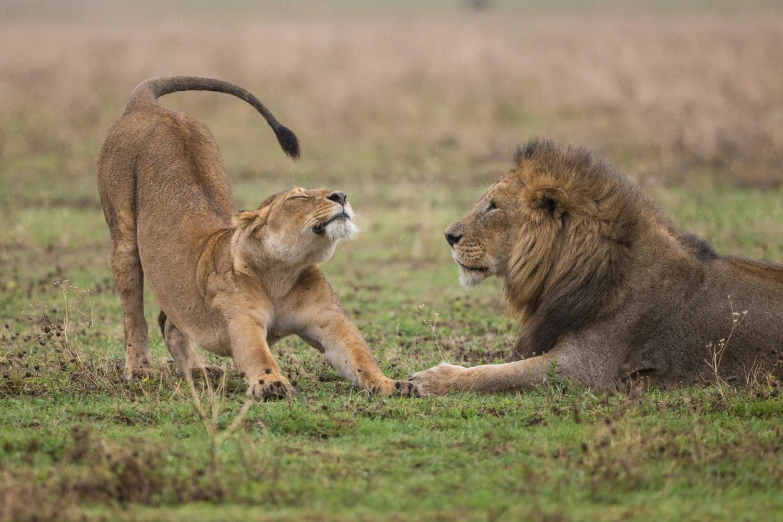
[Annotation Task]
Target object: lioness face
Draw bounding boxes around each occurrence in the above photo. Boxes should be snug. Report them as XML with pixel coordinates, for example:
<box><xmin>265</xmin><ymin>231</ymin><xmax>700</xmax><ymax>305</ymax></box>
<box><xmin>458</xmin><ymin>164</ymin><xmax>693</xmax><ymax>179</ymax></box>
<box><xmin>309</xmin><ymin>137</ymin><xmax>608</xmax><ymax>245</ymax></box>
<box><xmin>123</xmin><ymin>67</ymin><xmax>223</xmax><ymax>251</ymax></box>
<box><xmin>233</xmin><ymin>187</ymin><xmax>358</xmax><ymax>266</ymax></box>
<box><xmin>445</xmin><ymin>176</ymin><xmax>525</xmax><ymax>288</ymax></box>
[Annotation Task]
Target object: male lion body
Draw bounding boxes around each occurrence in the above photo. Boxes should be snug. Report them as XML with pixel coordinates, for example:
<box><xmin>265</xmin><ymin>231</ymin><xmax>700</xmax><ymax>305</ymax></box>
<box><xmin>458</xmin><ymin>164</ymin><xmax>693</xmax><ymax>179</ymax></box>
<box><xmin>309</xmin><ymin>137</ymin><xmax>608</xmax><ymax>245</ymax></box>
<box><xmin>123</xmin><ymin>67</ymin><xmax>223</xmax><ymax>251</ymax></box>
<box><xmin>412</xmin><ymin>139</ymin><xmax>783</xmax><ymax>394</ymax></box>
<box><xmin>98</xmin><ymin>76</ymin><xmax>417</xmax><ymax>399</ymax></box>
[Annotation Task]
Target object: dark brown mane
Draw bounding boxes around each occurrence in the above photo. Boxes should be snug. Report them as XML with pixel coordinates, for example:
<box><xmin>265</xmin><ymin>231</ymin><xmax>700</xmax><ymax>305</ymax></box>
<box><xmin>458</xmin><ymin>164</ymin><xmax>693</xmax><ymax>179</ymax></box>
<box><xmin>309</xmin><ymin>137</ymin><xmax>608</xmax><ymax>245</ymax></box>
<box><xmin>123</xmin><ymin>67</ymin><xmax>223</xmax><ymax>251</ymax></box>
<box><xmin>507</xmin><ymin>139</ymin><xmax>651</xmax><ymax>360</ymax></box>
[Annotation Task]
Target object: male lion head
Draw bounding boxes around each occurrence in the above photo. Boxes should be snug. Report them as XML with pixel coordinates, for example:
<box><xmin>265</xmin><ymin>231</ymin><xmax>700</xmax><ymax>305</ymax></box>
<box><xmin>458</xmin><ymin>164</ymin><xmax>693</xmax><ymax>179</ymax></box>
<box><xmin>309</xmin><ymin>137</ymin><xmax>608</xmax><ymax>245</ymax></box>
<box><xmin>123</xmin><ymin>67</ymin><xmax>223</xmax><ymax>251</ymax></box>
<box><xmin>232</xmin><ymin>187</ymin><xmax>358</xmax><ymax>267</ymax></box>
<box><xmin>446</xmin><ymin>139</ymin><xmax>652</xmax><ymax>358</ymax></box>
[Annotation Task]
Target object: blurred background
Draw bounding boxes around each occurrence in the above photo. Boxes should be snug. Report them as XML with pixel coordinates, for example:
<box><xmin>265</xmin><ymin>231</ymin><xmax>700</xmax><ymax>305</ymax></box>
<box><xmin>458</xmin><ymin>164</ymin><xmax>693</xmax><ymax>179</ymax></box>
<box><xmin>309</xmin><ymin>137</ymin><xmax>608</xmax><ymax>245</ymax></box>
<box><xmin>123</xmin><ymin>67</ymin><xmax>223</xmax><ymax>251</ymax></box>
<box><xmin>1</xmin><ymin>0</ymin><xmax>783</xmax><ymax>311</ymax></box>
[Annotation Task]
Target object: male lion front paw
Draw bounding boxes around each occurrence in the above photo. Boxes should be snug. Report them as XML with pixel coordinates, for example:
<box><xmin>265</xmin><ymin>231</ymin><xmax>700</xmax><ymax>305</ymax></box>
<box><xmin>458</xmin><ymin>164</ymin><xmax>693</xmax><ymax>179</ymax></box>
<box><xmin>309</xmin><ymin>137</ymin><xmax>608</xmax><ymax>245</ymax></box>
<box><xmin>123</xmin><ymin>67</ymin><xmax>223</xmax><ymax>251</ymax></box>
<box><xmin>392</xmin><ymin>380</ymin><xmax>421</xmax><ymax>397</ymax></box>
<box><xmin>247</xmin><ymin>376</ymin><xmax>295</xmax><ymax>401</ymax></box>
<box><xmin>409</xmin><ymin>362</ymin><xmax>469</xmax><ymax>396</ymax></box>
<box><xmin>368</xmin><ymin>377</ymin><xmax>421</xmax><ymax>397</ymax></box>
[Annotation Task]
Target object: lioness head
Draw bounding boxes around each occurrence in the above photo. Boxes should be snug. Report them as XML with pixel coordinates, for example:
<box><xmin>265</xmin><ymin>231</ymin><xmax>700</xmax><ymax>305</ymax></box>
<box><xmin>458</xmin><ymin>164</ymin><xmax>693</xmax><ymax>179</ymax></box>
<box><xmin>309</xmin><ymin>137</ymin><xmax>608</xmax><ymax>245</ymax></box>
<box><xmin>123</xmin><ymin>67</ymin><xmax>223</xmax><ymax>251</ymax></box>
<box><xmin>232</xmin><ymin>187</ymin><xmax>358</xmax><ymax>267</ymax></box>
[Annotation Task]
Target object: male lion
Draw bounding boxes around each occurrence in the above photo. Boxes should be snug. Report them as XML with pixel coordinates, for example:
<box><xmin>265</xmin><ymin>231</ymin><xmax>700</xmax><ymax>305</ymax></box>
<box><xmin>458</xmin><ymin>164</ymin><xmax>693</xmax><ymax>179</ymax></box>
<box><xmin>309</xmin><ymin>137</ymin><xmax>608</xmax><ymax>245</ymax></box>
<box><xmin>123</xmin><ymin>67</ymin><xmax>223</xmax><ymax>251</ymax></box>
<box><xmin>97</xmin><ymin>76</ymin><xmax>418</xmax><ymax>399</ymax></box>
<box><xmin>411</xmin><ymin>139</ymin><xmax>783</xmax><ymax>394</ymax></box>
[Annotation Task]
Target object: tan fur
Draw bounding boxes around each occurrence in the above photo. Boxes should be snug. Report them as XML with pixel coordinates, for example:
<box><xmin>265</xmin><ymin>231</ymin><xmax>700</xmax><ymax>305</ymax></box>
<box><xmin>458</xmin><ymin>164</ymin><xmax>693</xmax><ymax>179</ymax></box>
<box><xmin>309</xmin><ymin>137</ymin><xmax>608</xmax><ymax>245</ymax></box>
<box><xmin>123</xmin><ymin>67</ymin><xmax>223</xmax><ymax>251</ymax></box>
<box><xmin>97</xmin><ymin>76</ymin><xmax>418</xmax><ymax>399</ymax></box>
<box><xmin>412</xmin><ymin>139</ymin><xmax>783</xmax><ymax>394</ymax></box>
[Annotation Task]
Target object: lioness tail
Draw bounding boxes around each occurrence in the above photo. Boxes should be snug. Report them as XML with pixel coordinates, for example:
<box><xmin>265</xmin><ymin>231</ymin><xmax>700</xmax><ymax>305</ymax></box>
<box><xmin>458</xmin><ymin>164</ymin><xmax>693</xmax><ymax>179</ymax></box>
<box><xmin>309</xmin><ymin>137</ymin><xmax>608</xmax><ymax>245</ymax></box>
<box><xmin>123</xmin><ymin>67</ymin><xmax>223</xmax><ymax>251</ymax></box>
<box><xmin>125</xmin><ymin>76</ymin><xmax>300</xmax><ymax>160</ymax></box>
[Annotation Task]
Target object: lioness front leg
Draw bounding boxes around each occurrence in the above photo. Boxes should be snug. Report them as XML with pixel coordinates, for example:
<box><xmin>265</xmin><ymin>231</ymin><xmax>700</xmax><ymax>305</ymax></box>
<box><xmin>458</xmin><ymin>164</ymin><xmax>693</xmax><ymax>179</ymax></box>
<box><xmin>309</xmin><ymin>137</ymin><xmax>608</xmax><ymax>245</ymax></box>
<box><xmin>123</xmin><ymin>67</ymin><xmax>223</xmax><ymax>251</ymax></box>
<box><xmin>301</xmin><ymin>311</ymin><xmax>419</xmax><ymax>397</ymax></box>
<box><xmin>409</xmin><ymin>353</ymin><xmax>561</xmax><ymax>395</ymax></box>
<box><xmin>228</xmin><ymin>317</ymin><xmax>294</xmax><ymax>400</ymax></box>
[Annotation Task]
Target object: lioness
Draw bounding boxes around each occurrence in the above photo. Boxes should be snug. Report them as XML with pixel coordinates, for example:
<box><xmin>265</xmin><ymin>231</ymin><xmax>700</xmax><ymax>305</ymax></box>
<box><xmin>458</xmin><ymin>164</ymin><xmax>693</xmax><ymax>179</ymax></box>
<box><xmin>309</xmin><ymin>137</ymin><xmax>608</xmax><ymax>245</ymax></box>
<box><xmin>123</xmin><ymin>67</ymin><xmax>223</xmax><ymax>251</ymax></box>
<box><xmin>411</xmin><ymin>139</ymin><xmax>783</xmax><ymax>394</ymax></box>
<box><xmin>97</xmin><ymin>76</ymin><xmax>418</xmax><ymax>399</ymax></box>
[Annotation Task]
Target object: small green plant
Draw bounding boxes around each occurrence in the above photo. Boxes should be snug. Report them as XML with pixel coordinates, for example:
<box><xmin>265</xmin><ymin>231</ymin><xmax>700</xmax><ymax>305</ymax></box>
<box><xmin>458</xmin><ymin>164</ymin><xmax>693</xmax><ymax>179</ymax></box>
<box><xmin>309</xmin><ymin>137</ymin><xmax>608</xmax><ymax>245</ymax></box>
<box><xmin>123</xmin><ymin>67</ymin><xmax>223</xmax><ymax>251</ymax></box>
<box><xmin>704</xmin><ymin>296</ymin><xmax>748</xmax><ymax>397</ymax></box>
<box><xmin>545</xmin><ymin>358</ymin><xmax>571</xmax><ymax>395</ymax></box>
<box><xmin>415</xmin><ymin>304</ymin><xmax>443</xmax><ymax>361</ymax></box>
<box><xmin>184</xmin><ymin>367</ymin><xmax>258</xmax><ymax>470</ymax></box>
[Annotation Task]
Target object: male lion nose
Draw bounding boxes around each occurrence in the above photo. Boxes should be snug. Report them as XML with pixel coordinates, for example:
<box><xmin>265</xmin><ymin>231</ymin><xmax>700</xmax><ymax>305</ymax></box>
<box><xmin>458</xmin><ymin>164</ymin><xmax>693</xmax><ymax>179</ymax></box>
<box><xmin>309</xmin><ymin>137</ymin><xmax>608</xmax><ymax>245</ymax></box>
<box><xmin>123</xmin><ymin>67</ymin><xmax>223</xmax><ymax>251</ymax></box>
<box><xmin>327</xmin><ymin>191</ymin><xmax>347</xmax><ymax>206</ymax></box>
<box><xmin>445</xmin><ymin>232</ymin><xmax>462</xmax><ymax>247</ymax></box>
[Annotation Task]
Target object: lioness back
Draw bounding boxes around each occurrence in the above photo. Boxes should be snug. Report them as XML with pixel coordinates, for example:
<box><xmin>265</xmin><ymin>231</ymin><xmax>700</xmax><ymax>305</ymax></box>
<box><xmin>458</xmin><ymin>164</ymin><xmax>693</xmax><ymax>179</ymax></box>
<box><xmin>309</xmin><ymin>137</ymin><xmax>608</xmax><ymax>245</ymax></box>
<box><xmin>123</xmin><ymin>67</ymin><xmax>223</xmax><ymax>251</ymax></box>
<box><xmin>99</xmin><ymin>104</ymin><xmax>234</xmax><ymax>337</ymax></box>
<box><xmin>100</xmin><ymin>104</ymin><xmax>234</xmax><ymax>236</ymax></box>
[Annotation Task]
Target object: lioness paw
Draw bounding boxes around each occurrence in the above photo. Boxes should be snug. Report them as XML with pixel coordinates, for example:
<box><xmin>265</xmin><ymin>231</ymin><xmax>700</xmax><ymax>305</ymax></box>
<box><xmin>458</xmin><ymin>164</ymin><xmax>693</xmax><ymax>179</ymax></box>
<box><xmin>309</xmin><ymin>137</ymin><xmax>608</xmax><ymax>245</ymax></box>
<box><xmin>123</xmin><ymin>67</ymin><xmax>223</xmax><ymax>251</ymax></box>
<box><xmin>123</xmin><ymin>364</ymin><xmax>155</xmax><ymax>382</ymax></box>
<box><xmin>247</xmin><ymin>377</ymin><xmax>295</xmax><ymax>401</ymax></box>
<box><xmin>408</xmin><ymin>362</ymin><xmax>468</xmax><ymax>396</ymax></box>
<box><xmin>190</xmin><ymin>365</ymin><xmax>225</xmax><ymax>381</ymax></box>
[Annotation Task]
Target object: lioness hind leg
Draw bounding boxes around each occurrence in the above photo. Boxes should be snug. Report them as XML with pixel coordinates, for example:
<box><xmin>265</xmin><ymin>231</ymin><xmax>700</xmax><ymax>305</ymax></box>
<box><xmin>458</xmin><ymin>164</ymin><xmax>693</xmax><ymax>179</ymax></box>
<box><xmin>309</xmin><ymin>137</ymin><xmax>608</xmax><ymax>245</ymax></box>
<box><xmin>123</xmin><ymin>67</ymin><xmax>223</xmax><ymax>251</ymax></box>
<box><xmin>109</xmin><ymin>218</ymin><xmax>152</xmax><ymax>381</ymax></box>
<box><xmin>158</xmin><ymin>311</ymin><xmax>223</xmax><ymax>380</ymax></box>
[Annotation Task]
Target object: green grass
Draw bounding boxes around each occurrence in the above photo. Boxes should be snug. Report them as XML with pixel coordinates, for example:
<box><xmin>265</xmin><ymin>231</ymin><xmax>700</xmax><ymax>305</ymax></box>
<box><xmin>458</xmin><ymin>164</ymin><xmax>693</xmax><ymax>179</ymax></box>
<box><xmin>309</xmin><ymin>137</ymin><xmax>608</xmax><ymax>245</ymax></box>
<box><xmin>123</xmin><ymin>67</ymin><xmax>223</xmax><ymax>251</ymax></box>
<box><xmin>2</xmin><ymin>168</ymin><xmax>783</xmax><ymax>520</ymax></box>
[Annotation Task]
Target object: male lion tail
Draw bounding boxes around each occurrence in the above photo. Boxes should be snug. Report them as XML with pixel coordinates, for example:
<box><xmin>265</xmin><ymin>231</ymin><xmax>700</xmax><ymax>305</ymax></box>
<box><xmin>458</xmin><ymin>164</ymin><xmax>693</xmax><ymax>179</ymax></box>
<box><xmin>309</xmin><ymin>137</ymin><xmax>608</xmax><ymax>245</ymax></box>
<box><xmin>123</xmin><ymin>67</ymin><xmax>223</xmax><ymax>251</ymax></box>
<box><xmin>124</xmin><ymin>76</ymin><xmax>300</xmax><ymax>160</ymax></box>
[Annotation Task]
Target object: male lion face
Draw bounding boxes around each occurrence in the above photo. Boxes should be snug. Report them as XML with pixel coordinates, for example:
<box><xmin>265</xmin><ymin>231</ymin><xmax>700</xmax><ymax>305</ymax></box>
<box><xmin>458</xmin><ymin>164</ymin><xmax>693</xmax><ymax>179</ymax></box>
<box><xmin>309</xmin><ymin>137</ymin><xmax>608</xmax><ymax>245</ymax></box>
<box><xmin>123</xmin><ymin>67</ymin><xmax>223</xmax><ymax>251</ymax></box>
<box><xmin>445</xmin><ymin>164</ymin><xmax>571</xmax><ymax>289</ymax></box>
<box><xmin>233</xmin><ymin>187</ymin><xmax>358</xmax><ymax>266</ymax></box>
<box><xmin>444</xmin><ymin>177</ymin><xmax>524</xmax><ymax>288</ymax></box>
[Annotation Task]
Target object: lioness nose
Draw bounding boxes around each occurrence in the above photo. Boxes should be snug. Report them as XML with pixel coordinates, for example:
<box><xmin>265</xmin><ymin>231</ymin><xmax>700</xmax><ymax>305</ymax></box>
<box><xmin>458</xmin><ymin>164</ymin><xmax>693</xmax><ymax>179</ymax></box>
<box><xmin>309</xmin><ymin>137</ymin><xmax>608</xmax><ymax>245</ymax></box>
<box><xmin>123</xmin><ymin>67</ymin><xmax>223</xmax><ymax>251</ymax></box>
<box><xmin>328</xmin><ymin>191</ymin><xmax>347</xmax><ymax>206</ymax></box>
<box><xmin>445</xmin><ymin>233</ymin><xmax>462</xmax><ymax>247</ymax></box>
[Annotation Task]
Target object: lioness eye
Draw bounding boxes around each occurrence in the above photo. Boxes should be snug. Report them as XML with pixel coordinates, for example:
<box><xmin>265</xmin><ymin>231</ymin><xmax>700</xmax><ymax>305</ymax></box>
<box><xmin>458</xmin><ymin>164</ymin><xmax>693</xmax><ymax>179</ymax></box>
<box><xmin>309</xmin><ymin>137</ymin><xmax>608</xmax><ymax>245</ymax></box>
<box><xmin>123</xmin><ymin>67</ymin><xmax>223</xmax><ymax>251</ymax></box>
<box><xmin>487</xmin><ymin>201</ymin><xmax>498</xmax><ymax>212</ymax></box>
<box><xmin>287</xmin><ymin>195</ymin><xmax>308</xmax><ymax>201</ymax></box>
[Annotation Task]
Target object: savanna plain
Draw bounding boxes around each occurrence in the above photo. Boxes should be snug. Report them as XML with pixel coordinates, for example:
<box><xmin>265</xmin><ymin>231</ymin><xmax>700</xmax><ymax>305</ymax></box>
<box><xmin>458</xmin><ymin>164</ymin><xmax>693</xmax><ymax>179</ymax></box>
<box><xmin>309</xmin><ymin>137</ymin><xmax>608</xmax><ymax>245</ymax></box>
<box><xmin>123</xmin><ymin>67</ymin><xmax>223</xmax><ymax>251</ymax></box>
<box><xmin>1</xmin><ymin>1</ymin><xmax>783</xmax><ymax>520</ymax></box>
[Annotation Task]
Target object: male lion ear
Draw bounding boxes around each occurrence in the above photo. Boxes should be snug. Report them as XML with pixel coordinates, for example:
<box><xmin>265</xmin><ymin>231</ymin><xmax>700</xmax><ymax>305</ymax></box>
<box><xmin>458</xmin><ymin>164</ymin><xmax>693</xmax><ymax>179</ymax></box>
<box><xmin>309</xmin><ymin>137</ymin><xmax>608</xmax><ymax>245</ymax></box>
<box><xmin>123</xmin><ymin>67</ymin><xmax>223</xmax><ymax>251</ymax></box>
<box><xmin>530</xmin><ymin>186</ymin><xmax>569</xmax><ymax>217</ymax></box>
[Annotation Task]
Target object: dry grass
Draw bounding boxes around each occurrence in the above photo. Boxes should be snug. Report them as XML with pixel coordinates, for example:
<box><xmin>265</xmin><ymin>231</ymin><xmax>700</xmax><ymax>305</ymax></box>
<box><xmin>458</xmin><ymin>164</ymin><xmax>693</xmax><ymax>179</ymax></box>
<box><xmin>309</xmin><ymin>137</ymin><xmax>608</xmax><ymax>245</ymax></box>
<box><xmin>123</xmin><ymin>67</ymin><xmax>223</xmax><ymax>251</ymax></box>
<box><xmin>1</xmin><ymin>10</ymin><xmax>783</xmax><ymax>190</ymax></box>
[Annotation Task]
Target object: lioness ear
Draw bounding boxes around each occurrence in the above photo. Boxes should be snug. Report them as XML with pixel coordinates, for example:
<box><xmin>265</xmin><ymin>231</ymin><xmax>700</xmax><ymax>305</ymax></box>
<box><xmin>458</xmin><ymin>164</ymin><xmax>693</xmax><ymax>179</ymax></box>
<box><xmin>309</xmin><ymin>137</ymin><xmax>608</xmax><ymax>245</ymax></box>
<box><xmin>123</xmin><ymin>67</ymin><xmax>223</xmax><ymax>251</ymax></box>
<box><xmin>232</xmin><ymin>211</ymin><xmax>257</xmax><ymax>229</ymax></box>
<box><xmin>530</xmin><ymin>187</ymin><xmax>569</xmax><ymax>217</ymax></box>
<box><xmin>232</xmin><ymin>208</ymin><xmax>271</xmax><ymax>233</ymax></box>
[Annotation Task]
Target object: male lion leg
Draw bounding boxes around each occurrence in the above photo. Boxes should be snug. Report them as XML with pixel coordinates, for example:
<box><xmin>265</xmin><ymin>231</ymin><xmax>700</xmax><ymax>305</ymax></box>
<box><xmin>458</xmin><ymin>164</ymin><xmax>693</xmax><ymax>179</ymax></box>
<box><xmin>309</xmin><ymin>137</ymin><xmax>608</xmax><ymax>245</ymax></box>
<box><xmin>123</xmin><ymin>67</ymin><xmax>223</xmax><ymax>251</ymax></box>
<box><xmin>109</xmin><ymin>214</ymin><xmax>152</xmax><ymax>381</ymax></box>
<box><xmin>409</xmin><ymin>353</ymin><xmax>561</xmax><ymax>396</ymax></box>
<box><xmin>228</xmin><ymin>317</ymin><xmax>294</xmax><ymax>400</ymax></box>
<box><xmin>303</xmin><ymin>313</ymin><xmax>420</xmax><ymax>397</ymax></box>
<box><xmin>158</xmin><ymin>312</ymin><xmax>223</xmax><ymax>380</ymax></box>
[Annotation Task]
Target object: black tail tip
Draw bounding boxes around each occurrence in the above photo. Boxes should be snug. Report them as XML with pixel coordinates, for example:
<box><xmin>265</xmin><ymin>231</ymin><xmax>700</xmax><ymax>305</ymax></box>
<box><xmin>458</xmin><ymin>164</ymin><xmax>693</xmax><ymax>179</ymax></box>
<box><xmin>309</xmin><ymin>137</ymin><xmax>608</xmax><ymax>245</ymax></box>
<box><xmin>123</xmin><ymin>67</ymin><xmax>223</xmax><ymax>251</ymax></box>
<box><xmin>274</xmin><ymin>125</ymin><xmax>300</xmax><ymax>160</ymax></box>
<box><xmin>157</xmin><ymin>310</ymin><xmax>167</xmax><ymax>337</ymax></box>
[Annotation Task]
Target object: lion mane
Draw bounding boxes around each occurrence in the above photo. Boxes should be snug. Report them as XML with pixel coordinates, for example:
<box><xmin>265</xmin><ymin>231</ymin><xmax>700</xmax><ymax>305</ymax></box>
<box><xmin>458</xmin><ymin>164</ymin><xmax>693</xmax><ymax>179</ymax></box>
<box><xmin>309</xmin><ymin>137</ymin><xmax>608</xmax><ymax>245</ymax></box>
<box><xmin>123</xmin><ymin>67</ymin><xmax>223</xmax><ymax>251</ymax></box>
<box><xmin>506</xmin><ymin>140</ymin><xmax>716</xmax><ymax>360</ymax></box>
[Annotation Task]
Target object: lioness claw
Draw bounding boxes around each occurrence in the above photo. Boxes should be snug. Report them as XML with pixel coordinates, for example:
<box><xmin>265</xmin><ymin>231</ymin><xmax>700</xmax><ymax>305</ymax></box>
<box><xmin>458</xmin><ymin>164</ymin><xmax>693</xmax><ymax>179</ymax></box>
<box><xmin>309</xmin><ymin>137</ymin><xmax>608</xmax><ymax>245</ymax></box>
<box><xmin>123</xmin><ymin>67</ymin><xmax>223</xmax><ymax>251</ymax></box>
<box><xmin>248</xmin><ymin>378</ymin><xmax>295</xmax><ymax>401</ymax></box>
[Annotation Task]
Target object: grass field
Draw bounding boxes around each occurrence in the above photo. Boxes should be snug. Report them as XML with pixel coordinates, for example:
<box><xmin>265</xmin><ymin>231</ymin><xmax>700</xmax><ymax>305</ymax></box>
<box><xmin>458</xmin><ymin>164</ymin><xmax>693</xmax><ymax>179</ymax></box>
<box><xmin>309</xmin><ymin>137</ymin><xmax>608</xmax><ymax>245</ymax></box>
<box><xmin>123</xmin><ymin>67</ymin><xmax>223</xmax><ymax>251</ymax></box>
<box><xmin>2</xmin><ymin>1</ymin><xmax>783</xmax><ymax>520</ymax></box>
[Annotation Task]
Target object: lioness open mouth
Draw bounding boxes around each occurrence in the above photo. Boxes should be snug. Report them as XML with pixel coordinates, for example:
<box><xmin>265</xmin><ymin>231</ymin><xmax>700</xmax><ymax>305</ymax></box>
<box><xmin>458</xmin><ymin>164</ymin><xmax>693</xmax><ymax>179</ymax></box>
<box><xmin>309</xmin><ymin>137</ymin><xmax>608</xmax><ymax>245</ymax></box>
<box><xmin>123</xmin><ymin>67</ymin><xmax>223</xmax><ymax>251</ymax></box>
<box><xmin>457</xmin><ymin>260</ymin><xmax>489</xmax><ymax>273</ymax></box>
<box><xmin>313</xmin><ymin>213</ymin><xmax>350</xmax><ymax>234</ymax></box>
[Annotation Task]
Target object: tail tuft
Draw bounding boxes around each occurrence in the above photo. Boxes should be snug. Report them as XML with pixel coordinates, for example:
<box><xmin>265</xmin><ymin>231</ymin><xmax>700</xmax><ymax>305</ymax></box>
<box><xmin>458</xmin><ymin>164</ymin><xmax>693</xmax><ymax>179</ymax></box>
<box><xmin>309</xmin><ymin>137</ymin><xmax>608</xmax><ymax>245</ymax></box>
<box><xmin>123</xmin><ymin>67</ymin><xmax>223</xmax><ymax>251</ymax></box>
<box><xmin>274</xmin><ymin>125</ymin><xmax>300</xmax><ymax>160</ymax></box>
<box><xmin>157</xmin><ymin>311</ymin><xmax>167</xmax><ymax>337</ymax></box>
